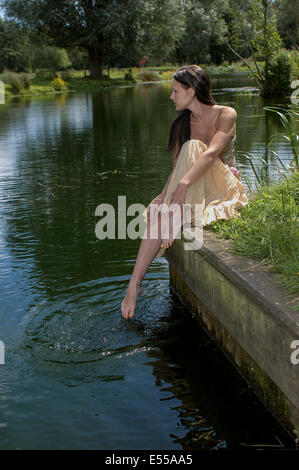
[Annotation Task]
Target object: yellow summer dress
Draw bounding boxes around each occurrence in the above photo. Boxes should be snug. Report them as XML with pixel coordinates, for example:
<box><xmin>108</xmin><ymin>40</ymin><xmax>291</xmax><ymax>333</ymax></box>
<box><xmin>143</xmin><ymin>127</ymin><xmax>248</xmax><ymax>259</ymax></box>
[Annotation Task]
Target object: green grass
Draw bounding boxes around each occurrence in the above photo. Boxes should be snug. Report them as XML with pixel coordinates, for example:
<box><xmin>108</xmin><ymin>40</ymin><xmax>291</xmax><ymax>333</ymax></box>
<box><xmin>208</xmin><ymin>171</ymin><xmax>299</xmax><ymax>310</ymax></box>
<box><xmin>2</xmin><ymin>81</ymin><xmax>55</xmax><ymax>98</ymax></box>
<box><xmin>0</xmin><ymin>61</ymin><xmax>258</xmax><ymax>100</ymax></box>
<box><xmin>1</xmin><ymin>75</ymin><xmax>136</xmax><ymax>99</ymax></box>
<box><xmin>1</xmin><ymin>54</ymin><xmax>297</xmax><ymax>100</ymax></box>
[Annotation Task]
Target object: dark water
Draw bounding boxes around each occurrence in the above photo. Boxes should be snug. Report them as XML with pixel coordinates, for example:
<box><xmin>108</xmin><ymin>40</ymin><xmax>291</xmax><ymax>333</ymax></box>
<box><xmin>0</xmin><ymin>74</ymin><xmax>296</xmax><ymax>450</ymax></box>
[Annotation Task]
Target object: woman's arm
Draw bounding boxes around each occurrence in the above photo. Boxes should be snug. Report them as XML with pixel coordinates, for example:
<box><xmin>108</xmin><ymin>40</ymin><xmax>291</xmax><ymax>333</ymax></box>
<box><xmin>165</xmin><ymin>107</ymin><xmax>237</xmax><ymax>211</ymax></box>
<box><xmin>179</xmin><ymin>107</ymin><xmax>237</xmax><ymax>189</ymax></box>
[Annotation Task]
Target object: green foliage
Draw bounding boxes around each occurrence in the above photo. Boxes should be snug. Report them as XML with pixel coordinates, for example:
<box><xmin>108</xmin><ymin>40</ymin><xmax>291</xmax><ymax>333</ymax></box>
<box><xmin>275</xmin><ymin>0</ymin><xmax>299</xmax><ymax>49</ymax></box>
<box><xmin>239</xmin><ymin>107</ymin><xmax>298</xmax><ymax>194</ymax></box>
<box><xmin>225</xmin><ymin>0</ymin><xmax>255</xmax><ymax>63</ymax></box>
<box><xmin>0</xmin><ymin>18</ymin><xmax>33</xmax><ymax>72</ymax></box>
<box><xmin>137</xmin><ymin>69</ymin><xmax>161</xmax><ymax>82</ymax></box>
<box><xmin>123</xmin><ymin>70</ymin><xmax>135</xmax><ymax>82</ymax></box>
<box><xmin>1</xmin><ymin>70</ymin><xmax>31</xmax><ymax>93</ymax></box>
<box><xmin>264</xmin><ymin>107</ymin><xmax>299</xmax><ymax>169</ymax></box>
<box><xmin>224</xmin><ymin>0</ymin><xmax>289</xmax><ymax>97</ymax></box>
<box><xmin>212</xmin><ymin>107</ymin><xmax>299</xmax><ymax>305</ymax></box>
<box><xmin>176</xmin><ymin>0</ymin><xmax>227</xmax><ymax>64</ymax></box>
<box><xmin>2</xmin><ymin>0</ymin><xmax>148</xmax><ymax>77</ymax></box>
<box><xmin>262</xmin><ymin>49</ymin><xmax>292</xmax><ymax>97</ymax></box>
<box><xmin>249</xmin><ymin>0</ymin><xmax>282</xmax><ymax>66</ymax></box>
<box><xmin>289</xmin><ymin>48</ymin><xmax>299</xmax><ymax>79</ymax></box>
<box><xmin>20</xmin><ymin>72</ymin><xmax>30</xmax><ymax>89</ymax></box>
<box><xmin>139</xmin><ymin>0</ymin><xmax>186</xmax><ymax>64</ymax></box>
<box><xmin>66</xmin><ymin>47</ymin><xmax>89</xmax><ymax>70</ymax></box>
<box><xmin>1</xmin><ymin>0</ymin><xmax>297</xmax><ymax>76</ymax></box>
<box><xmin>32</xmin><ymin>46</ymin><xmax>71</xmax><ymax>71</ymax></box>
<box><xmin>50</xmin><ymin>77</ymin><xmax>66</xmax><ymax>91</ymax></box>
<box><xmin>60</xmin><ymin>69</ymin><xmax>74</xmax><ymax>81</ymax></box>
<box><xmin>34</xmin><ymin>69</ymin><xmax>57</xmax><ymax>80</ymax></box>
<box><xmin>2</xmin><ymin>71</ymin><xmax>23</xmax><ymax>94</ymax></box>
<box><xmin>209</xmin><ymin>172</ymin><xmax>299</xmax><ymax>307</ymax></box>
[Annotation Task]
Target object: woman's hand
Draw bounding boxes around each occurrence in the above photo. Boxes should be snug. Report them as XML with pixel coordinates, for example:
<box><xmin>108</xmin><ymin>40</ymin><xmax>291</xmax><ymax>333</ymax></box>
<box><xmin>152</xmin><ymin>193</ymin><xmax>164</xmax><ymax>206</ymax></box>
<box><xmin>229</xmin><ymin>167</ymin><xmax>241</xmax><ymax>180</ymax></box>
<box><xmin>169</xmin><ymin>181</ymin><xmax>188</xmax><ymax>208</ymax></box>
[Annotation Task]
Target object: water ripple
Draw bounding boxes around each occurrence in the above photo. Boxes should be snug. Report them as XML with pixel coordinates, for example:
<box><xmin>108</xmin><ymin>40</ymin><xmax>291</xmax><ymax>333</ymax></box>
<box><xmin>18</xmin><ymin>277</ymin><xmax>172</xmax><ymax>365</ymax></box>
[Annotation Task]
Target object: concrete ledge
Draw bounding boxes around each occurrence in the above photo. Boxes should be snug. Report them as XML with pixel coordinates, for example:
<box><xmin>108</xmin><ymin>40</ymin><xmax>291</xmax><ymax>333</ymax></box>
<box><xmin>164</xmin><ymin>229</ymin><xmax>299</xmax><ymax>440</ymax></box>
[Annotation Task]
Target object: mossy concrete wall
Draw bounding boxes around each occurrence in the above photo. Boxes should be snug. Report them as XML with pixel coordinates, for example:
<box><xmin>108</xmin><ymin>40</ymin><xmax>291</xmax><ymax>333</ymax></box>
<box><xmin>164</xmin><ymin>229</ymin><xmax>299</xmax><ymax>440</ymax></box>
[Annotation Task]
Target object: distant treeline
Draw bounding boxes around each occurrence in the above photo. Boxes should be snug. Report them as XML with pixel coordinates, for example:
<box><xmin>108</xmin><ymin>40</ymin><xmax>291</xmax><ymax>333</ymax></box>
<box><xmin>0</xmin><ymin>0</ymin><xmax>297</xmax><ymax>77</ymax></box>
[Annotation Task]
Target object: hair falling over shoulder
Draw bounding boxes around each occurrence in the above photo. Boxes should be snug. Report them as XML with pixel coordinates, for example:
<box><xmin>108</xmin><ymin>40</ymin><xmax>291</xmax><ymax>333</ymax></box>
<box><xmin>167</xmin><ymin>64</ymin><xmax>216</xmax><ymax>159</ymax></box>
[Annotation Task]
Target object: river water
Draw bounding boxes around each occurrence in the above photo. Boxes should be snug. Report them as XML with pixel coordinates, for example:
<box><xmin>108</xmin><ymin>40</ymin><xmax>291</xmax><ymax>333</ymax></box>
<box><xmin>0</xmin><ymin>73</ymin><xmax>296</xmax><ymax>449</ymax></box>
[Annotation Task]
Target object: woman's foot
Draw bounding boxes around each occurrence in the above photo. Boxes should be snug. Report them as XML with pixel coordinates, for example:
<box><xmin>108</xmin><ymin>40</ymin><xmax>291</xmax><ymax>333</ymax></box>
<box><xmin>121</xmin><ymin>282</ymin><xmax>143</xmax><ymax>320</ymax></box>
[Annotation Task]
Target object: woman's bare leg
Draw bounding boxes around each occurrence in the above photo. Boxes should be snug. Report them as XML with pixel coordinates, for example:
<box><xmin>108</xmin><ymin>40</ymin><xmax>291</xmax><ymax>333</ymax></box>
<box><xmin>121</xmin><ymin>212</ymin><xmax>164</xmax><ymax>319</ymax></box>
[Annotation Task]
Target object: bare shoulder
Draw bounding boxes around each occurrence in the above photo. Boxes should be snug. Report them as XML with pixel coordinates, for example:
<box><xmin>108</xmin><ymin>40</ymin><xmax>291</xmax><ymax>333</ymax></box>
<box><xmin>219</xmin><ymin>105</ymin><xmax>237</xmax><ymax>121</ymax></box>
<box><xmin>216</xmin><ymin>106</ymin><xmax>237</xmax><ymax>134</ymax></box>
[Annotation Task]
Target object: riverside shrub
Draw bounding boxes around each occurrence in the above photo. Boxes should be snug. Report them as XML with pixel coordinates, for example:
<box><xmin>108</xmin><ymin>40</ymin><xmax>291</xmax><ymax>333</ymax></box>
<box><xmin>262</xmin><ymin>49</ymin><xmax>292</xmax><ymax>98</ymax></box>
<box><xmin>51</xmin><ymin>77</ymin><xmax>66</xmax><ymax>91</ymax></box>
<box><xmin>137</xmin><ymin>69</ymin><xmax>161</xmax><ymax>81</ymax></box>
<box><xmin>20</xmin><ymin>73</ymin><xmax>30</xmax><ymax>89</ymax></box>
<box><xmin>5</xmin><ymin>72</ymin><xmax>23</xmax><ymax>94</ymax></box>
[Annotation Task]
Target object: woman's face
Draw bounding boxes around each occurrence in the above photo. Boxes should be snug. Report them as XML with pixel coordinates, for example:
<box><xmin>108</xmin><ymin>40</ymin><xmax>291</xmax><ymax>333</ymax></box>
<box><xmin>170</xmin><ymin>79</ymin><xmax>194</xmax><ymax>110</ymax></box>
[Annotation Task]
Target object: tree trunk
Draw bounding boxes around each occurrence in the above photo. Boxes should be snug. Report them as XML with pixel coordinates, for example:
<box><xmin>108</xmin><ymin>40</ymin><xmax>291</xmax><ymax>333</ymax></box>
<box><xmin>263</xmin><ymin>0</ymin><xmax>269</xmax><ymax>76</ymax></box>
<box><xmin>88</xmin><ymin>49</ymin><xmax>103</xmax><ymax>79</ymax></box>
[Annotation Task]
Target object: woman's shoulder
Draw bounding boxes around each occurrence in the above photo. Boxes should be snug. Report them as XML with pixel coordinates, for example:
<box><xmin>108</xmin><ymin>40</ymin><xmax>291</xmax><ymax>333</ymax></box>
<box><xmin>215</xmin><ymin>105</ymin><xmax>237</xmax><ymax>131</ymax></box>
<box><xmin>218</xmin><ymin>105</ymin><xmax>237</xmax><ymax>121</ymax></box>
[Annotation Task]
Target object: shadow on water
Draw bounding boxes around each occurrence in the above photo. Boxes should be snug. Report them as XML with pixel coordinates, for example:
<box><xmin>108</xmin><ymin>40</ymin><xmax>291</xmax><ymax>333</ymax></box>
<box><xmin>144</xmin><ymin>290</ymin><xmax>296</xmax><ymax>451</ymax></box>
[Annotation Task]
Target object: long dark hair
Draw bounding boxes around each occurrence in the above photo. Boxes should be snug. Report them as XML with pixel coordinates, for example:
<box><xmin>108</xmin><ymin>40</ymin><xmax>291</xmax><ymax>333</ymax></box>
<box><xmin>167</xmin><ymin>65</ymin><xmax>216</xmax><ymax>159</ymax></box>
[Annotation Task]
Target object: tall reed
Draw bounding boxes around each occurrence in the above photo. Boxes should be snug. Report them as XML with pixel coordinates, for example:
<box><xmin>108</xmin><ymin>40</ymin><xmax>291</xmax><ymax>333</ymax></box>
<box><xmin>239</xmin><ymin>107</ymin><xmax>298</xmax><ymax>192</ymax></box>
<box><xmin>264</xmin><ymin>106</ymin><xmax>298</xmax><ymax>171</ymax></box>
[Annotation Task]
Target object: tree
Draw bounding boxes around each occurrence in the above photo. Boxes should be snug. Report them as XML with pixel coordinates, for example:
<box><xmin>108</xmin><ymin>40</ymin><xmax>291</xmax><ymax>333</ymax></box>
<box><xmin>250</xmin><ymin>0</ymin><xmax>282</xmax><ymax>78</ymax></box>
<box><xmin>139</xmin><ymin>0</ymin><xmax>186</xmax><ymax>65</ymax></box>
<box><xmin>175</xmin><ymin>0</ymin><xmax>228</xmax><ymax>65</ymax></box>
<box><xmin>222</xmin><ymin>0</ymin><xmax>285</xmax><ymax>97</ymax></box>
<box><xmin>1</xmin><ymin>0</ymin><xmax>189</xmax><ymax>76</ymax></box>
<box><xmin>1</xmin><ymin>0</ymin><xmax>146</xmax><ymax>78</ymax></box>
<box><xmin>67</xmin><ymin>46</ymin><xmax>89</xmax><ymax>71</ymax></box>
<box><xmin>222</xmin><ymin>0</ymin><xmax>255</xmax><ymax>64</ymax></box>
<box><xmin>0</xmin><ymin>18</ymin><xmax>33</xmax><ymax>72</ymax></box>
<box><xmin>274</xmin><ymin>0</ymin><xmax>299</xmax><ymax>49</ymax></box>
<box><xmin>32</xmin><ymin>46</ymin><xmax>71</xmax><ymax>71</ymax></box>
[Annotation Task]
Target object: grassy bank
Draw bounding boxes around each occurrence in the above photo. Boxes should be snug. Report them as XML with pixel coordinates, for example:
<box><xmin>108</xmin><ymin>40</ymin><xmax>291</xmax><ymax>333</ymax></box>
<box><xmin>2</xmin><ymin>51</ymin><xmax>298</xmax><ymax>99</ymax></box>
<box><xmin>0</xmin><ymin>61</ymin><xmax>259</xmax><ymax>100</ymax></box>
<box><xmin>1</xmin><ymin>73</ymin><xmax>136</xmax><ymax>99</ymax></box>
<box><xmin>208</xmin><ymin>171</ymin><xmax>299</xmax><ymax>310</ymax></box>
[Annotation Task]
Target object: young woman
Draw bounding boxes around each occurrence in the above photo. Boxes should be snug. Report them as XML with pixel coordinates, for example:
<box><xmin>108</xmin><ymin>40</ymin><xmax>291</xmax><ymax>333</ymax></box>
<box><xmin>121</xmin><ymin>64</ymin><xmax>248</xmax><ymax>320</ymax></box>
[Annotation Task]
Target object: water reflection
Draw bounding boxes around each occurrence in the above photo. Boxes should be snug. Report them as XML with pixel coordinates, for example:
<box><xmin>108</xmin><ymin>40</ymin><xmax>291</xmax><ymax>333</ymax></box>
<box><xmin>8</xmin><ymin>280</ymin><xmax>292</xmax><ymax>450</ymax></box>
